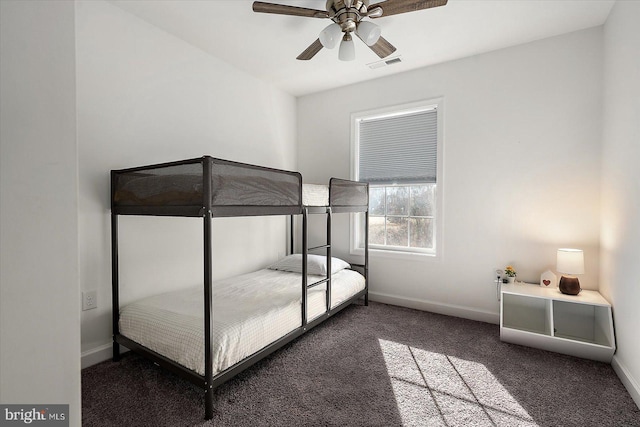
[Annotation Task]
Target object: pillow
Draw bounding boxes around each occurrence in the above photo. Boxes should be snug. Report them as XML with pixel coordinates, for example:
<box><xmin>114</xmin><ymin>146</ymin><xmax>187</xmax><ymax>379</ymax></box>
<box><xmin>268</xmin><ymin>254</ymin><xmax>350</xmax><ymax>276</ymax></box>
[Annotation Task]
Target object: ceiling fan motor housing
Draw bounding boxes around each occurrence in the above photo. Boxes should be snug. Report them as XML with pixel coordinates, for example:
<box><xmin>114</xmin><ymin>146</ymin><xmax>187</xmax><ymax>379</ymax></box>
<box><xmin>327</xmin><ymin>0</ymin><xmax>369</xmax><ymax>32</ymax></box>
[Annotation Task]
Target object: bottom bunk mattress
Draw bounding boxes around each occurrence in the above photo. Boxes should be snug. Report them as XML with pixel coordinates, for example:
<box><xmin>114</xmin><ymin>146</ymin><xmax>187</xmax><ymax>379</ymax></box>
<box><xmin>119</xmin><ymin>268</ymin><xmax>365</xmax><ymax>376</ymax></box>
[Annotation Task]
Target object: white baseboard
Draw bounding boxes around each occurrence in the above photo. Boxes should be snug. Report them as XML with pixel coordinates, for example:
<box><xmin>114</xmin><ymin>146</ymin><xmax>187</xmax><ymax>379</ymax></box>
<box><xmin>369</xmin><ymin>291</ymin><xmax>500</xmax><ymax>325</ymax></box>
<box><xmin>612</xmin><ymin>355</ymin><xmax>640</xmax><ymax>409</ymax></box>
<box><xmin>81</xmin><ymin>342</ymin><xmax>129</xmax><ymax>369</ymax></box>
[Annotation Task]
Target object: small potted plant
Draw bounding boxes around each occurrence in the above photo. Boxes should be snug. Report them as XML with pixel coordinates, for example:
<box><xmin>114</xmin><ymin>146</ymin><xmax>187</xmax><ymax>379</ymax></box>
<box><xmin>505</xmin><ymin>266</ymin><xmax>517</xmax><ymax>283</ymax></box>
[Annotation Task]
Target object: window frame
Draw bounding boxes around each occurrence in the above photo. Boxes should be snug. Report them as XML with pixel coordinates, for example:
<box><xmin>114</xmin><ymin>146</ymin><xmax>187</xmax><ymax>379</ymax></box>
<box><xmin>350</xmin><ymin>98</ymin><xmax>444</xmax><ymax>259</ymax></box>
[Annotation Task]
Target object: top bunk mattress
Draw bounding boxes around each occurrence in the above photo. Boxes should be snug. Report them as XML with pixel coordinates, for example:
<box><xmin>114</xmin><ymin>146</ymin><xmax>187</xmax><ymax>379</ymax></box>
<box><xmin>119</xmin><ymin>267</ymin><xmax>365</xmax><ymax>376</ymax></box>
<box><xmin>302</xmin><ymin>184</ymin><xmax>329</xmax><ymax>206</ymax></box>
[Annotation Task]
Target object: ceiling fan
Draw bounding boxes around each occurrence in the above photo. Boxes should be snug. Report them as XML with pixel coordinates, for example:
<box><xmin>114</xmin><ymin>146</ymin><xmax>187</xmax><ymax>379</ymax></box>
<box><xmin>252</xmin><ymin>0</ymin><xmax>448</xmax><ymax>61</ymax></box>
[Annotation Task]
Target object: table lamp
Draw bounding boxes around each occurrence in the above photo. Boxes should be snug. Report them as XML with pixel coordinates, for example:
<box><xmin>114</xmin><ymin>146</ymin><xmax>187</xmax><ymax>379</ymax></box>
<box><xmin>557</xmin><ymin>248</ymin><xmax>584</xmax><ymax>295</ymax></box>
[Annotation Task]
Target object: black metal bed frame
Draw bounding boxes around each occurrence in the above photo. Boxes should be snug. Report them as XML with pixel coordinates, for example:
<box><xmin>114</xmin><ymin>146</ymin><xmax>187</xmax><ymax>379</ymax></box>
<box><xmin>110</xmin><ymin>156</ymin><xmax>369</xmax><ymax>420</ymax></box>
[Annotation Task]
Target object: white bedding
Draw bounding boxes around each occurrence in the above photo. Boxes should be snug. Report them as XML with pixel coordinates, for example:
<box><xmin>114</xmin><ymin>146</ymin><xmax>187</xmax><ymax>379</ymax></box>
<box><xmin>119</xmin><ymin>268</ymin><xmax>365</xmax><ymax>376</ymax></box>
<box><xmin>302</xmin><ymin>184</ymin><xmax>329</xmax><ymax>206</ymax></box>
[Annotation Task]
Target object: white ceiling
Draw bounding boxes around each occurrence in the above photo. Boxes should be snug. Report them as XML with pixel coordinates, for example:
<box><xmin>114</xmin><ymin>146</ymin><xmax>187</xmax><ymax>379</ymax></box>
<box><xmin>109</xmin><ymin>0</ymin><xmax>615</xmax><ymax>97</ymax></box>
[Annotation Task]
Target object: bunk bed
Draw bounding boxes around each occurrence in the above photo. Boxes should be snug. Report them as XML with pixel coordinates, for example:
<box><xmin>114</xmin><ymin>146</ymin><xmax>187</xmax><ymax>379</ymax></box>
<box><xmin>110</xmin><ymin>156</ymin><xmax>369</xmax><ymax>420</ymax></box>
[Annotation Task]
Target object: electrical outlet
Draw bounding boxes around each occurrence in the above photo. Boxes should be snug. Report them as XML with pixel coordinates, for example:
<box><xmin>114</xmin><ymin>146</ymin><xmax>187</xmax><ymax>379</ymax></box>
<box><xmin>82</xmin><ymin>290</ymin><xmax>97</xmax><ymax>311</ymax></box>
<box><xmin>494</xmin><ymin>269</ymin><xmax>504</xmax><ymax>284</ymax></box>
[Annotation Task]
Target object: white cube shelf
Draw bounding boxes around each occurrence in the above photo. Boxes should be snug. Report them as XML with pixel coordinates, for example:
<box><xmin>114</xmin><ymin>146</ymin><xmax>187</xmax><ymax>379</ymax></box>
<box><xmin>500</xmin><ymin>283</ymin><xmax>615</xmax><ymax>362</ymax></box>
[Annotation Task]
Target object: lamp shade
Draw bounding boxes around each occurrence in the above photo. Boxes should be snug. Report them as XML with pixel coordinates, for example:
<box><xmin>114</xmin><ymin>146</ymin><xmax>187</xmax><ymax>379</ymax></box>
<box><xmin>319</xmin><ymin>23</ymin><xmax>342</xmax><ymax>49</ymax></box>
<box><xmin>338</xmin><ymin>33</ymin><xmax>355</xmax><ymax>61</ymax></box>
<box><xmin>356</xmin><ymin>21</ymin><xmax>381</xmax><ymax>46</ymax></box>
<box><xmin>557</xmin><ymin>248</ymin><xmax>584</xmax><ymax>275</ymax></box>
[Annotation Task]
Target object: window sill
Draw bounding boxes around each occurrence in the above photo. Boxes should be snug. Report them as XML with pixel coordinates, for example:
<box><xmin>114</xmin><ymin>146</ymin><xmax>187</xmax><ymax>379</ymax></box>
<box><xmin>351</xmin><ymin>247</ymin><xmax>440</xmax><ymax>262</ymax></box>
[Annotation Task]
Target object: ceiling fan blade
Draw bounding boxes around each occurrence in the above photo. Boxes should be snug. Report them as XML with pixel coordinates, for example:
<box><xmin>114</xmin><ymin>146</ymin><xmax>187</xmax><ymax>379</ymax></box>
<box><xmin>297</xmin><ymin>39</ymin><xmax>324</xmax><ymax>60</ymax></box>
<box><xmin>371</xmin><ymin>0</ymin><xmax>447</xmax><ymax>18</ymax></box>
<box><xmin>368</xmin><ymin>36</ymin><xmax>397</xmax><ymax>58</ymax></box>
<box><xmin>252</xmin><ymin>2</ymin><xmax>328</xmax><ymax>18</ymax></box>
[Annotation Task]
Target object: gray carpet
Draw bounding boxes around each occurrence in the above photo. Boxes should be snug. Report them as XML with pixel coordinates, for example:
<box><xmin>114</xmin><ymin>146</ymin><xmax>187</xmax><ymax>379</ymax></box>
<box><xmin>82</xmin><ymin>302</ymin><xmax>640</xmax><ymax>426</ymax></box>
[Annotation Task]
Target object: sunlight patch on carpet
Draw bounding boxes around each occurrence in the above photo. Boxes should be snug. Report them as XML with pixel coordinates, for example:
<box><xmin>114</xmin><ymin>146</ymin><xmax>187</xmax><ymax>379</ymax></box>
<box><xmin>378</xmin><ymin>339</ymin><xmax>538</xmax><ymax>426</ymax></box>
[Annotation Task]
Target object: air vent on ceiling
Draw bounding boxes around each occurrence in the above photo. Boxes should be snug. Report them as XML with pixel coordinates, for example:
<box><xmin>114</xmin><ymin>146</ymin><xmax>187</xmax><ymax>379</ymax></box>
<box><xmin>367</xmin><ymin>56</ymin><xmax>402</xmax><ymax>69</ymax></box>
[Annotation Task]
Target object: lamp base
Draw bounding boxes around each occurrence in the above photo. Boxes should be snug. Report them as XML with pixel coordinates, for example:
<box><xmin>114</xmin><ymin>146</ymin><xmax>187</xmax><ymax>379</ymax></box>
<box><xmin>559</xmin><ymin>276</ymin><xmax>581</xmax><ymax>295</ymax></box>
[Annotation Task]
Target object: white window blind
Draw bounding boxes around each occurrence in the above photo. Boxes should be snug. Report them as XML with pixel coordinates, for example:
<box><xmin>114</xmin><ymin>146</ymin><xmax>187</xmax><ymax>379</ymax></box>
<box><xmin>358</xmin><ymin>108</ymin><xmax>437</xmax><ymax>184</ymax></box>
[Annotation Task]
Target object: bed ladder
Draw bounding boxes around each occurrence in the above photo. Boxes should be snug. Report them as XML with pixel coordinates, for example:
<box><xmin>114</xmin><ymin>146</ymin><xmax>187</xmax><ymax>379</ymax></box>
<box><xmin>300</xmin><ymin>207</ymin><xmax>332</xmax><ymax>328</ymax></box>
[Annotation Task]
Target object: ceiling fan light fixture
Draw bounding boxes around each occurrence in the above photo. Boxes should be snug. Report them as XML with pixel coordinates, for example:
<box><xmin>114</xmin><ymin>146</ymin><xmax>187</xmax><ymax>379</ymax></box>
<box><xmin>319</xmin><ymin>23</ymin><xmax>342</xmax><ymax>49</ymax></box>
<box><xmin>338</xmin><ymin>33</ymin><xmax>355</xmax><ymax>61</ymax></box>
<box><xmin>356</xmin><ymin>20</ymin><xmax>381</xmax><ymax>46</ymax></box>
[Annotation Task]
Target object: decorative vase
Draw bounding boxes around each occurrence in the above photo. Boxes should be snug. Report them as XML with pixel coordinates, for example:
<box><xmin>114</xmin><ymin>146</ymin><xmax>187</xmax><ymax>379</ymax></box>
<box><xmin>507</xmin><ymin>276</ymin><xmax>516</xmax><ymax>284</ymax></box>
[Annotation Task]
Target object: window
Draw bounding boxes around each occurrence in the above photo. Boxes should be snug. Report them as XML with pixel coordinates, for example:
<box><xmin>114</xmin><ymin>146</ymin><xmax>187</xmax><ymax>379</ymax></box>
<box><xmin>351</xmin><ymin>99</ymin><xmax>442</xmax><ymax>256</ymax></box>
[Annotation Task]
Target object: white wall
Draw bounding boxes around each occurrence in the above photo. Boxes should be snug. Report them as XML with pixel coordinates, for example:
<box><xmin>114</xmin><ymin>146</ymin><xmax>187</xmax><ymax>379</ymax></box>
<box><xmin>298</xmin><ymin>28</ymin><xmax>603</xmax><ymax>322</ymax></box>
<box><xmin>600</xmin><ymin>0</ymin><xmax>640</xmax><ymax>407</ymax></box>
<box><xmin>77</xmin><ymin>0</ymin><xmax>297</xmax><ymax>361</ymax></box>
<box><xmin>0</xmin><ymin>0</ymin><xmax>81</xmax><ymax>425</ymax></box>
